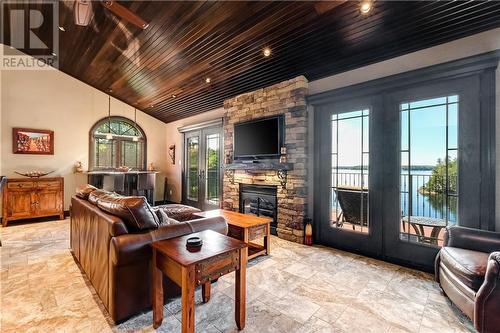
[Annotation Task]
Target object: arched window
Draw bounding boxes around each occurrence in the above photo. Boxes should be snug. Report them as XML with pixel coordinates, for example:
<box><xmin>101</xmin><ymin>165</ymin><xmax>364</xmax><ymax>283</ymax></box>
<box><xmin>90</xmin><ymin>116</ymin><xmax>146</xmax><ymax>170</ymax></box>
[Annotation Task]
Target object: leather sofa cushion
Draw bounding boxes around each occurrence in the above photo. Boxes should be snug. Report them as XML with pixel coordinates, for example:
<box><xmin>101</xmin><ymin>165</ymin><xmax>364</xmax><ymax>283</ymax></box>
<box><xmin>88</xmin><ymin>189</ymin><xmax>115</xmax><ymax>205</ymax></box>
<box><xmin>154</xmin><ymin>204</ymin><xmax>201</xmax><ymax>222</ymax></box>
<box><xmin>75</xmin><ymin>184</ymin><xmax>98</xmax><ymax>200</ymax></box>
<box><xmin>97</xmin><ymin>194</ymin><xmax>160</xmax><ymax>231</ymax></box>
<box><xmin>440</xmin><ymin>246</ymin><xmax>489</xmax><ymax>291</ymax></box>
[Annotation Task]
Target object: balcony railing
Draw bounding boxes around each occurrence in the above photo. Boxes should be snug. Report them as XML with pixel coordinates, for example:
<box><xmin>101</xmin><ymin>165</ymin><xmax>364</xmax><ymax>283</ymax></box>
<box><xmin>333</xmin><ymin>172</ymin><xmax>456</xmax><ymax>221</ymax></box>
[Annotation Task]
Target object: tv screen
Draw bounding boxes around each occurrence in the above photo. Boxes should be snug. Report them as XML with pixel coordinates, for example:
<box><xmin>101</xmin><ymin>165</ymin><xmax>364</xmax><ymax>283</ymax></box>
<box><xmin>234</xmin><ymin>116</ymin><xmax>283</xmax><ymax>160</ymax></box>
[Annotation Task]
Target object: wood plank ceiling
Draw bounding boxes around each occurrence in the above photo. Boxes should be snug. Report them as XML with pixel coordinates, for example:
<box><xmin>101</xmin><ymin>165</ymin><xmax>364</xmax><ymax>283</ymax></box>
<box><xmin>5</xmin><ymin>1</ymin><xmax>500</xmax><ymax>123</ymax></box>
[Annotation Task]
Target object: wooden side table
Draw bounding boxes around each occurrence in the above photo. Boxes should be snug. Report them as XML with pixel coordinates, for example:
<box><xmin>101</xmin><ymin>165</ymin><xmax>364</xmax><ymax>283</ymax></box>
<box><xmin>152</xmin><ymin>230</ymin><xmax>248</xmax><ymax>332</ymax></box>
<box><xmin>194</xmin><ymin>209</ymin><xmax>272</xmax><ymax>260</ymax></box>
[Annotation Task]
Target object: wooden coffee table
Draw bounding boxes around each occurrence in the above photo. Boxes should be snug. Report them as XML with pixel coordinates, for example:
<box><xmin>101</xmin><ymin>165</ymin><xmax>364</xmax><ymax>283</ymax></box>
<box><xmin>152</xmin><ymin>229</ymin><xmax>248</xmax><ymax>332</ymax></box>
<box><xmin>194</xmin><ymin>209</ymin><xmax>272</xmax><ymax>260</ymax></box>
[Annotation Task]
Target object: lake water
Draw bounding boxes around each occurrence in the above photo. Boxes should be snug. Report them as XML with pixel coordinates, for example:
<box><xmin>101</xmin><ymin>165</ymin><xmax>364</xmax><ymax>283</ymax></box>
<box><xmin>334</xmin><ymin>169</ymin><xmax>457</xmax><ymax>223</ymax></box>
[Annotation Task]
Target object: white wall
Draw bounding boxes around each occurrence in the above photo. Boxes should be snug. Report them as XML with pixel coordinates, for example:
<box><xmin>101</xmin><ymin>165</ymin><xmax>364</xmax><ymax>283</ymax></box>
<box><xmin>309</xmin><ymin>28</ymin><xmax>500</xmax><ymax>230</ymax></box>
<box><xmin>1</xmin><ymin>55</ymin><xmax>168</xmax><ymax>212</ymax></box>
<box><xmin>164</xmin><ymin>108</ymin><xmax>224</xmax><ymax>203</ymax></box>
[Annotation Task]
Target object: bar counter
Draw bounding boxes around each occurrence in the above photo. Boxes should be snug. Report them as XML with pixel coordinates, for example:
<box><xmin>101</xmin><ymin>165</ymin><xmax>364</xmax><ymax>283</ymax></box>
<box><xmin>87</xmin><ymin>171</ymin><xmax>158</xmax><ymax>204</ymax></box>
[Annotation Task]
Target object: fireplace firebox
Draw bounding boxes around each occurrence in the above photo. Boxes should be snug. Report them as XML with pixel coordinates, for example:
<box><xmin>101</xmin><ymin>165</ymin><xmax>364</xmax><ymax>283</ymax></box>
<box><xmin>239</xmin><ymin>184</ymin><xmax>278</xmax><ymax>235</ymax></box>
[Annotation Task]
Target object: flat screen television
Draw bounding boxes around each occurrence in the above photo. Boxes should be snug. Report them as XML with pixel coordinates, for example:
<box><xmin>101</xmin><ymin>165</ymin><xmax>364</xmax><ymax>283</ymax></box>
<box><xmin>233</xmin><ymin>115</ymin><xmax>284</xmax><ymax>160</ymax></box>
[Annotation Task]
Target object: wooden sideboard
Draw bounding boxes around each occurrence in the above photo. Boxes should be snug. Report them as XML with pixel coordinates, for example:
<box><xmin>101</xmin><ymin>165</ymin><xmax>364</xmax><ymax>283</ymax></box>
<box><xmin>2</xmin><ymin>177</ymin><xmax>64</xmax><ymax>227</ymax></box>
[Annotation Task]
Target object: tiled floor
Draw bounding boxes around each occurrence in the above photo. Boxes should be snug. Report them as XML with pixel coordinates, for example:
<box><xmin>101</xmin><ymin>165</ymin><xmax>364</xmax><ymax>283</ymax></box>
<box><xmin>1</xmin><ymin>219</ymin><xmax>474</xmax><ymax>333</ymax></box>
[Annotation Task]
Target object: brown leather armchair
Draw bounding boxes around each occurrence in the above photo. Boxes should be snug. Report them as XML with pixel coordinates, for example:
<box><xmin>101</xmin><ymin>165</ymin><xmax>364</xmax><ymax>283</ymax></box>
<box><xmin>435</xmin><ymin>226</ymin><xmax>500</xmax><ymax>333</ymax></box>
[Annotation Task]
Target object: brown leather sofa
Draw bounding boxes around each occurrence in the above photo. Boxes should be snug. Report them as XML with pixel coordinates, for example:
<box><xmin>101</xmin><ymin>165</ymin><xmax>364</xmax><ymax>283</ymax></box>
<box><xmin>435</xmin><ymin>226</ymin><xmax>500</xmax><ymax>333</ymax></box>
<box><xmin>70</xmin><ymin>188</ymin><xmax>227</xmax><ymax>323</ymax></box>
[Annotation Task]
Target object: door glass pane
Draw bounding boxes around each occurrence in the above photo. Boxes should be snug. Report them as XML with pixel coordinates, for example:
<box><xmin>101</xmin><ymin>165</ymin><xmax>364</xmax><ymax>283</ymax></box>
<box><xmin>400</xmin><ymin>95</ymin><xmax>459</xmax><ymax>246</ymax></box>
<box><xmin>331</xmin><ymin>109</ymin><xmax>369</xmax><ymax>233</ymax></box>
<box><xmin>205</xmin><ymin>133</ymin><xmax>220</xmax><ymax>206</ymax></box>
<box><xmin>187</xmin><ymin>137</ymin><xmax>199</xmax><ymax>201</ymax></box>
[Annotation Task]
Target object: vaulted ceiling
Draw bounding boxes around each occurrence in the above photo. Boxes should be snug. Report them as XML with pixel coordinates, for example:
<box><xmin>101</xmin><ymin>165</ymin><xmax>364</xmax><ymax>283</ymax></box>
<box><xmin>4</xmin><ymin>1</ymin><xmax>500</xmax><ymax>123</ymax></box>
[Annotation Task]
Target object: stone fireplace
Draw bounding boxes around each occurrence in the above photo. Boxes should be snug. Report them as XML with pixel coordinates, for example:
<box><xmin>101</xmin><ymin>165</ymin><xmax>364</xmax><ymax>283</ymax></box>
<box><xmin>222</xmin><ymin>76</ymin><xmax>309</xmax><ymax>243</ymax></box>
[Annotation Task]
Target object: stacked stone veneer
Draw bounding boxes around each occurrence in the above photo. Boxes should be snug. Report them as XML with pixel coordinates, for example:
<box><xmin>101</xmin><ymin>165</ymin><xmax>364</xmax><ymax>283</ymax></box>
<box><xmin>222</xmin><ymin>76</ymin><xmax>308</xmax><ymax>243</ymax></box>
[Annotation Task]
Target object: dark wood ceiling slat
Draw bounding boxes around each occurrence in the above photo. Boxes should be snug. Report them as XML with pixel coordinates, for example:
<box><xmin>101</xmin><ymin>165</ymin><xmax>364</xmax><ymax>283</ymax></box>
<box><xmin>110</xmin><ymin>2</ymin><xmax>302</xmax><ymax>96</ymax></box>
<box><xmin>153</xmin><ymin>12</ymin><xmax>500</xmax><ymax>120</ymax></box>
<box><xmin>5</xmin><ymin>1</ymin><xmax>500</xmax><ymax>123</ymax></box>
<box><xmin>139</xmin><ymin>1</ymin><xmax>499</xmax><ymax>114</ymax></box>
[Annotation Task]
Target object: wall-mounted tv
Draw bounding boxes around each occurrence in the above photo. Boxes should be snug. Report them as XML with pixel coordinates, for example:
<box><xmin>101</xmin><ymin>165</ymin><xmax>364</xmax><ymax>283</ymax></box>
<box><xmin>233</xmin><ymin>115</ymin><xmax>284</xmax><ymax>160</ymax></box>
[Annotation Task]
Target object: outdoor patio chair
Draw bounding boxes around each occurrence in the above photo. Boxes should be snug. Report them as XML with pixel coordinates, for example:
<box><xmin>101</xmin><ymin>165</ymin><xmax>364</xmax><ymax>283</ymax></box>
<box><xmin>335</xmin><ymin>186</ymin><xmax>368</xmax><ymax>229</ymax></box>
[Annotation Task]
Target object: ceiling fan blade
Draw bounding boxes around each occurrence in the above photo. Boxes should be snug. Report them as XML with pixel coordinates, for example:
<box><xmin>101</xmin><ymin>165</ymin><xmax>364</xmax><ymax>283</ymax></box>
<box><xmin>101</xmin><ymin>1</ymin><xmax>149</xmax><ymax>30</ymax></box>
<box><xmin>73</xmin><ymin>0</ymin><xmax>93</xmax><ymax>26</ymax></box>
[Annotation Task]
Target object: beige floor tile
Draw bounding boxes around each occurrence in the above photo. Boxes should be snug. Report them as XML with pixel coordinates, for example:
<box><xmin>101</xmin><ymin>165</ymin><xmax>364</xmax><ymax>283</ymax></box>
<box><xmin>1</xmin><ymin>219</ymin><xmax>474</xmax><ymax>333</ymax></box>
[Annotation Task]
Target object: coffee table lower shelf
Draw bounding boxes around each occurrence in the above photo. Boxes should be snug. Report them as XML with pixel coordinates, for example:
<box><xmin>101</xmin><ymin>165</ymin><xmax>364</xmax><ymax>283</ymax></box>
<box><xmin>248</xmin><ymin>242</ymin><xmax>267</xmax><ymax>260</ymax></box>
<box><xmin>193</xmin><ymin>209</ymin><xmax>272</xmax><ymax>260</ymax></box>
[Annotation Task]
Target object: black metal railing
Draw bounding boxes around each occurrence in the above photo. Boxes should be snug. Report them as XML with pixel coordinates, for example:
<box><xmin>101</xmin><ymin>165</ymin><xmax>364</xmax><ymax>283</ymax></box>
<box><xmin>333</xmin><ymin>172</ymin><xmax>457</xmax><ymax>223</ymax></box>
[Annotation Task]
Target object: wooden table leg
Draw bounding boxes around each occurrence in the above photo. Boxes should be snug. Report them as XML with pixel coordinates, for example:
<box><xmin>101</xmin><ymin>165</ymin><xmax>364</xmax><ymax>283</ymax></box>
<box><xmin>235</xmin><ymin>247</ymin><xmax>247</xmax><ymax>330</ymax></box>
<box><xmin>181</xmin><ymin>265</ymin><xmax>196</xmax><ymax>333</ymax></box>
<box><xmin>202</xmin><ymin>281</ymin><xmax>211</xmax><ymax>303</ymax></box>
<box><xmin>152</xmin><ymin>249</ymin><xmax>163</xmax><ymax>329</ymax></box>
<box><xmin>243</xmin><ymin>228</ymin><xmax>249</xmax><ymax>243</ymax></box>
<box><xmin>264</xmin><ymin>223</ymin><xmax>271</xmax><ymax>255</ymax></box>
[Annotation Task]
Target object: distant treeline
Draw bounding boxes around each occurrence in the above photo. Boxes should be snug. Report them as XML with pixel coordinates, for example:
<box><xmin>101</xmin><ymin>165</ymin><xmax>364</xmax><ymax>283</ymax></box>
<box><xmin>337</xmin><ymin>165</ymin><xmax>434</xmax><ymax>171</ymax></box>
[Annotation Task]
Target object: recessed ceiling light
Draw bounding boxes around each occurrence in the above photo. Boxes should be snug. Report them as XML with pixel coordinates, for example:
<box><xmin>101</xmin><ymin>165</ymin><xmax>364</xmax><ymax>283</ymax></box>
<box><xmin>58</xmin><ymin>26</ymin><xmax>65</xmax><ymax>32</ymax></box>
<box><xmin>171</xmin><ymin>94</ymin><xmax>176</xmax><ymax>98</ymax></box>
<box><xmin>360</xmin><ymin>1</ymin><xmax>373</xmax><ymax>14</ymax></box>
<box><xmin>263</xmin><ymin>47</ymin><xmax>272</xmax><ymax>57</ymax></box>
<box><xmin>150</xmin><ymin>104</ymin><xmax>154</xmax><ymax>108</ymax></box>
<box><xmin>205</xmin><ymin>77</ymin><xmax>211</xmax><ymax>84</ymax></box>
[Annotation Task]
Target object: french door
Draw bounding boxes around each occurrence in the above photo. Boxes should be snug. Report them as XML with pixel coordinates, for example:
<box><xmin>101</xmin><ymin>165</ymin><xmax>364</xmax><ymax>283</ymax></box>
<box><xmin>315</xmin><ymin>96</ymin><xmax>384</xmax><ymax>257</ymax></box>
<box><xmin>314</xmin><ymin>76</ymin><xmax>485</xmax><ymax>269</ymax></box>
<box><xmin>382</xmin><ymin>78</ymin><xmax>481</xmax><ymax>268</ymax></box>
<box><xmin>183</xmin><ymin>126</ymin><xmax>222</xmax><ymax>210</ymax></box>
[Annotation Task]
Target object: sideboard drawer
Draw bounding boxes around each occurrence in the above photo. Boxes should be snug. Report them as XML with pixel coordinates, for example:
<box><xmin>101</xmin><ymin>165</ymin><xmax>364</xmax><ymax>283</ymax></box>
<box><xmin>37</xmin><ymin>181</ymin><xmax>61</xmax><ymax>189</ymax></box>
<box><xmin>8</xmin><ymin>181</ymin><xmax>34</xmax><ymax>190</ymax></box>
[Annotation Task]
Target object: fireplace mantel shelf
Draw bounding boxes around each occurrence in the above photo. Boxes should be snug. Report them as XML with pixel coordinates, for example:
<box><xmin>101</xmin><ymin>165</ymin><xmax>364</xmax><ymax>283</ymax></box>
<box><xmin>224</xmin><ymin>161</ymin><xmax>292</xmax><ymax>188</ymax></box>
<box><xmin>224</xmin><ymin>161</ymin><xmax>292</xmax><ymax>171</ymax></box>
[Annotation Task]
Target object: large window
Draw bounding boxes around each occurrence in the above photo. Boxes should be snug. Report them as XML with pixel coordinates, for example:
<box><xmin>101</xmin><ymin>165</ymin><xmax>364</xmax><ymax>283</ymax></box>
<box><xmin>90</xmin><ymin>117</ymin><xmax>146</xmax><ymax>170</ymax></box>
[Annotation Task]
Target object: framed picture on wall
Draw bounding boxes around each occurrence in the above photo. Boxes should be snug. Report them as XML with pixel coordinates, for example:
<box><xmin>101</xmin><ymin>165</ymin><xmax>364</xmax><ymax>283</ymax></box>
<box><xmin>13</xmin><ymin>128</ymin><xmax>54</xmax><ymax>155</ymax></box>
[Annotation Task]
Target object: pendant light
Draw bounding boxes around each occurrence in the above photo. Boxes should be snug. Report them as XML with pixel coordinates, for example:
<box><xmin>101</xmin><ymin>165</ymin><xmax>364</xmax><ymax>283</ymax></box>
<box><xmin>132</xmin><ymin>107</ymin><xmax>139</xmax><ymax>142</ymax></box>
<box><xmin>106</xmin><ymin>94</ymin><xmax>113</xmax><ymax>140</ymax></box>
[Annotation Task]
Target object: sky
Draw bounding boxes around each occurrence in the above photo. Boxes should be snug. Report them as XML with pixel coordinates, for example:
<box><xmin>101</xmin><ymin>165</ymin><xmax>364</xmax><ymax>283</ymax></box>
<box><xmin>333</xmin><ymin>96</ymin><xmax>458</xmax><ymax>168</ymax></box>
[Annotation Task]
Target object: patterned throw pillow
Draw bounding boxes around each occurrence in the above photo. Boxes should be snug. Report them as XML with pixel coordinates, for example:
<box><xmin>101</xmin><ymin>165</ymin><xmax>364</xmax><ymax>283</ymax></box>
<box><xmin>153</xmin><ymin>207</ymin><xmax>181</xmax><ymax>225</ymax></box>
